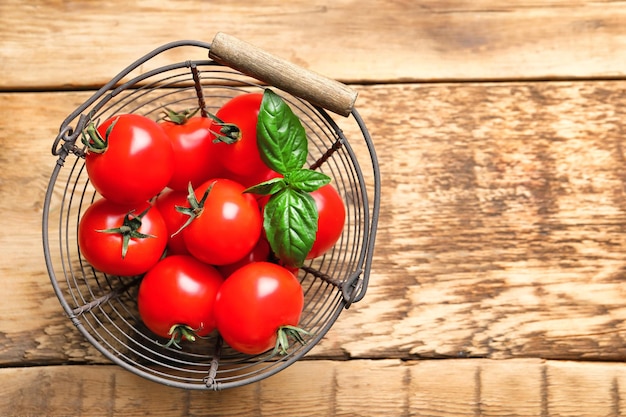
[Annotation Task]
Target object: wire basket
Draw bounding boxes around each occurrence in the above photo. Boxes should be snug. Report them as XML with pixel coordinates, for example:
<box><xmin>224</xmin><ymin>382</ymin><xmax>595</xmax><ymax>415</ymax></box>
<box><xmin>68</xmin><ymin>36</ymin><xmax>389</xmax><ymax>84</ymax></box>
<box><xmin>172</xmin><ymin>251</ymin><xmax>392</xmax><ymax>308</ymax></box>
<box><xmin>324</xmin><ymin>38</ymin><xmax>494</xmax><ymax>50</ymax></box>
<box><xmin>42</xmin><ymin>33</ymin><xmax>380</xmax><ymax>390</ymax></box>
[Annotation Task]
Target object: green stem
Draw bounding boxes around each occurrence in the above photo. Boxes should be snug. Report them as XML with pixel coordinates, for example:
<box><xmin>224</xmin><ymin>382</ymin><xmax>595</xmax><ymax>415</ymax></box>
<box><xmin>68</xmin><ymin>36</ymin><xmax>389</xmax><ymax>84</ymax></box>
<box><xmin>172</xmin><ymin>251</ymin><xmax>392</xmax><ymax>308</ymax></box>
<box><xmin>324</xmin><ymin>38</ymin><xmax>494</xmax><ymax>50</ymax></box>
<box><xmin>205</xmin><ymin>113</ymin><xmax>241</xmax><ymax>144</ymax></box>
<box><xmin>172</xmin><ymin>181</ymin><xmax>215</xmax><ymax>236</ymax></box>
<box><xmin>164</xmin><ymin>324</ymin><xmax>203</xmax><ymax>349</ymax></box>
<box><xmin>97</xmin><ymin>205</ymin><xmax>155</xmax><ymax>258</ymax></box>
<box><xmin>274</xmin><ymin>325</ymin><xmax>310</xmax><ymax>355</ymax></box>
<box><xmin>81</xmin><ymin>117</ymin><xmax>119</xmax><ymax>154</ymax></box>
<box><xmin>161</xmin><ymin>106</ymin><xmax>240</xmax><ymax>144</ymax></box>
<box><xmin>162</xmin><ymin>107</ymin><xmax>200</xmax><ymax>125</ymax></box>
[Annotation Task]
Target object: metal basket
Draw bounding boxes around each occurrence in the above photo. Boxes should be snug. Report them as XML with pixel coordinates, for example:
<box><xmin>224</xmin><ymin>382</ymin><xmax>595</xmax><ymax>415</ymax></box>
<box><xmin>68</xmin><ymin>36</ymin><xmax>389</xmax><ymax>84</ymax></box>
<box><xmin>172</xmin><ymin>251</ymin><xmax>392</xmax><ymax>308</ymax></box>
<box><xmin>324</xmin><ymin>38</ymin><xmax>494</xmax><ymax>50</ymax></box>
<box><xmin>42</xmin><ymin>34</ymin><xmax>380</xmax><ymax>390</ymax></box>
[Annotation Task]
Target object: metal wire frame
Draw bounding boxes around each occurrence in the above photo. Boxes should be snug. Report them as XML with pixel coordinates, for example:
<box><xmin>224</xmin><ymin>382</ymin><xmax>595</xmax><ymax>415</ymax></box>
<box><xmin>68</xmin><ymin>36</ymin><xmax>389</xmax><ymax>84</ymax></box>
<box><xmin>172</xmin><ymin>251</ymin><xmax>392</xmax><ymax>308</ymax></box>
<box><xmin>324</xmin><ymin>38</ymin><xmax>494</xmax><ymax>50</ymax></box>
<box><xmin>42</xmin><ymin>40</ymin><xmax>381</xmax><ymax>390</ymax></box>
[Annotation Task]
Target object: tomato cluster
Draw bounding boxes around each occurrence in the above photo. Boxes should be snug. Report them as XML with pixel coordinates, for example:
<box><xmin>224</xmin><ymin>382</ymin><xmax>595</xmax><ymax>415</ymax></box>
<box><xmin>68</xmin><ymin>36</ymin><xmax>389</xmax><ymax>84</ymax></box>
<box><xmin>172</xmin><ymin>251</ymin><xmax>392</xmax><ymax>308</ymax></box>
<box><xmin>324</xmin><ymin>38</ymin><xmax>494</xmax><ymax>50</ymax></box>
<box><xmin>77</xmin><ymin>91</ymin><xmax>346</xmax><ymax>355</ymax></box>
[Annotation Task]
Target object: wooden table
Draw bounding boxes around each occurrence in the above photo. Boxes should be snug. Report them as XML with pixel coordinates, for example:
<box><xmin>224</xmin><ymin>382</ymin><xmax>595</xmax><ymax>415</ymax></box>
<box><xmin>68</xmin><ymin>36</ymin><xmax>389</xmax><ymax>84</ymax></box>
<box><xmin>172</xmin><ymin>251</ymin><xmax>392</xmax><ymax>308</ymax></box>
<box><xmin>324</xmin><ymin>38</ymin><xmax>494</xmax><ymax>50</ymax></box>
<box><xmin>3</xmin><ymin>1</ymin><xmax>626</xmax><ymax>415</ymax></box>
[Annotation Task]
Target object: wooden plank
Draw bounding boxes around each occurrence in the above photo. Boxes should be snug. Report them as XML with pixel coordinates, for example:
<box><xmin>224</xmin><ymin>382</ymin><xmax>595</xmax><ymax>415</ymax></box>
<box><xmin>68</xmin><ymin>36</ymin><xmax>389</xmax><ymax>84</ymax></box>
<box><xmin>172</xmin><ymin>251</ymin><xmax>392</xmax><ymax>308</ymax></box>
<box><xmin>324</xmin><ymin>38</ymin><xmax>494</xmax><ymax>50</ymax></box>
<box><xmin>2</xmin><ymin>359</ymin><xmax>626</xmax><ymax>416</ymax></box>
<box><xmin>0</xmin><ymin>92</ymin><xmax>108</xmax><ymax>364</ymax></box>
<box><xmin>3</xmin><ymin>80</ymin><xmax>626</xmax><ymax>367</ymax></box>
<box><xmin>3</xmin><ymin>1</ymin><xmax>626</xmax><ymax>89</ymax></box>
<box><xmin>324</xmin><ymin>80</ymin><xmax>626</xmax><ymax>361</ymax></box>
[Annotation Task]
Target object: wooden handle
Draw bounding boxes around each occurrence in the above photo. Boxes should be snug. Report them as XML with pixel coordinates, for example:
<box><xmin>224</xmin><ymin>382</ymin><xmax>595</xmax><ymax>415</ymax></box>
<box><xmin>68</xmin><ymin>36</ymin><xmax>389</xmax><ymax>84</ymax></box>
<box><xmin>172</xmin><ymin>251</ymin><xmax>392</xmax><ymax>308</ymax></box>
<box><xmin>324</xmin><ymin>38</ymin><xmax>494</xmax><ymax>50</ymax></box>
<box><xmin>209</xmin><ymin>32</ymin><xmax>358</xmax><ymax>117</ymax></box>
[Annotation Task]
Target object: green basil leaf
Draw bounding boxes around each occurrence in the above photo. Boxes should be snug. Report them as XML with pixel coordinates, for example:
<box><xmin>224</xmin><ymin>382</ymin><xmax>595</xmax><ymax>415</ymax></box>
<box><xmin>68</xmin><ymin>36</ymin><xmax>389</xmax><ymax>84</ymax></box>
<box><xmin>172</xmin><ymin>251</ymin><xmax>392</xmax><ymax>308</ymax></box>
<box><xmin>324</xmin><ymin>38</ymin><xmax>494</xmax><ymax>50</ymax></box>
<box><xmin>257</xmin><ymin>89</ymin><xmax>308</xmax><ymax>174</ymax></box>
<box><xmin>264</xmin><ymin>187</ymin><xmax>318</xmax><ymax>267</ymax></box>
<box><xmin>285</xmin><ymin>169</ymin><xmax>331</xmax><ymax>193</ymax></box>
<box><xmin>244</xmin><ymin>177</ymin><xmax>286</xmax><ymax>196</ymax></box>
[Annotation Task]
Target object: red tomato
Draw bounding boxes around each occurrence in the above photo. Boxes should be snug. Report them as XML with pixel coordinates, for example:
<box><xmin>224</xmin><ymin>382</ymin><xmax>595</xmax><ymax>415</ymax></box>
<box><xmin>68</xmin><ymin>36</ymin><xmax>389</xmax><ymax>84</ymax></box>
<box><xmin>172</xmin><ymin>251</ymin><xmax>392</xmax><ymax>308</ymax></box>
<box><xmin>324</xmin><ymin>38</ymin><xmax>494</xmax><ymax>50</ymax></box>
<box><xmin>160</xmin><ymin>115</ymin><xmax>224</xmax><ymax>191</ymax></box>
<box><xmin>154</xmin><ymin>188</ymin><xmax>191</xmax><ymax>256</ymax></box>
<box><xmin>214</xmin><ymin>262</ymin><xmax>304</xmax><ymax>354</ymax></box>
<box><xmin>78</xmin><ymin>199</ymin><xmax>167</xmax><ymax>276</ymax></box>
<box><xmin>306</xmin><ymin>183</ymin><xmax>346</xmax><ymax>259</ymax></box>
<box><xmin>137</xmin><ymin>255</ymin><xmax>224</xmax><ymax>344</ymax></box>
<box><xmin>217</xmin><ymin>236</ymin><xmax>271</xmax><ymax>278</ymax></box>
<box><xmin>210</xmin><ymin>93</ymin><xmax>275</xmax><ymax>187</ymax></box>
<box><xmin>84</xmin><ymin>114</ymin><xmax>175</xmax><ymax>205</ymax></box>
<box><xmin>182</xmin><ymin>178</ymin><xmax>262</xmax><ymax>265</ymax></box>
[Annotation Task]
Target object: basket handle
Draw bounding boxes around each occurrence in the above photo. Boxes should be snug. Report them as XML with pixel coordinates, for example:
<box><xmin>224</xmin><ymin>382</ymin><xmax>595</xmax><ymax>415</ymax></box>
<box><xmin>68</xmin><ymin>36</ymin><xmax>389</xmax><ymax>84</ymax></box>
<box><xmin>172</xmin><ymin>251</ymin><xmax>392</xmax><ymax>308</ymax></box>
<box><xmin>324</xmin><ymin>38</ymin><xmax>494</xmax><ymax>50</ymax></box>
<box><xmin>209</xmin><ymin>32</ymin><xmax>358</xmax><ymax>117</ymax></box>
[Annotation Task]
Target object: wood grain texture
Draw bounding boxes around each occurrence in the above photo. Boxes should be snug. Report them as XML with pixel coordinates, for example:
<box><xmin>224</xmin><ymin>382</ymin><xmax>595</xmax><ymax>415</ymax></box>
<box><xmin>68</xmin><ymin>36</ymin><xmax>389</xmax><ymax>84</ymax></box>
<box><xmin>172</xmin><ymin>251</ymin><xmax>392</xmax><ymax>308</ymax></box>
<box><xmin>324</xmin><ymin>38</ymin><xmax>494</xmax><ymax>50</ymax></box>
<box><xmin>324</xmin><ymin>80</ymin><xmax>626</xmax><ymax>361</ymax></box>
<box><xmin>3</xmin><ymin>0</ymin><xmax>626</xmax><ymax>89</ymax></box>
<box><xmin>2</xmin><ymin>359</ymin><xmax>626</xmax><ymax>417</ymax></box>
<box><xmin>5</xmin><ymin>0</ymin><xmax>626</xmax><ymax>413</ymax></box>
<box><xmin>3</xmin><ymin>80</ymin><xmax>626</xmax><ymax>367</ymax></box>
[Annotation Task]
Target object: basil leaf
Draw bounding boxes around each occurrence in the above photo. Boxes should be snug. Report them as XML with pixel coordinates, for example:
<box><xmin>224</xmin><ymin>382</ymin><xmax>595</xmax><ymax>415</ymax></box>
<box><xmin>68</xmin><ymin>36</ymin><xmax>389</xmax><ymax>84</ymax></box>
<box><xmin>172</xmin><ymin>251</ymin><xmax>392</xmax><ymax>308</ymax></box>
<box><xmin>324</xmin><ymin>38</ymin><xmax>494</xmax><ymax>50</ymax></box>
<box><xmin>285</xmin><ymin>169</ymin><xmax>331</xmax><ymax>193</ymax></box>
<box><xmin>244</xmin><ymin>176</ymin><xmax>286</xmax><ymax>196</ymax></box>
<box><xmin>264</xmin><ymin>187</ymin><xmax>318</xmax><ymax>267</ymax></box>
<box><xmin>257</xmin><ymin>89</ymin><xmax>308</xmax><ymax>174</ymax></box>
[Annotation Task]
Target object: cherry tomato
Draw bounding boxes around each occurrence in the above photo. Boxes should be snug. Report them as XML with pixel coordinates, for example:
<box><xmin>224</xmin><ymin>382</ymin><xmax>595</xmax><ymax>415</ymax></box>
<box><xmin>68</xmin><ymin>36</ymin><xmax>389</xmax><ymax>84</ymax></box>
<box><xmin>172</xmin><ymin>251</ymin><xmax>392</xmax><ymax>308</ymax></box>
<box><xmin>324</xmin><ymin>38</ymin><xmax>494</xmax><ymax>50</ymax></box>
<box><xmin>182</xmin><ymin>178</ymin><xmax>262</xmax><ymax>265</ymax></box>
<box><xmin>210</xmin><ymin>93</ymin><xmax>275</xmax><ymax>187</ymax></box>
<box><xmin>83</xmin><ymin>114</ymin><xmax>175</xmax><ymax>205</ymax></box>
<box><xmin>78</xmin><ymin>198</ymin><xmax>167</xmax><ymax>276</ymax></box>
<box><xmin>154</xmin><ymin>188</ymin><xmax>191</xmax><ymax>256</ymax></box>
<box><xmin>160</xmin><ymin>114</ymin><xmax>224</xmax><ymax>191</ymax></box>
<box><xmin>306</xmin><ymin>183</ymin><xmax>346</xmax><ymax>259</ymax></box>
<box><xmin>137</xmin><ymin>255</ymin><xmax>224</xmax><ymax>344</ymax></box>
<box><xmin>215</xmin><ymin>262</ymin><xmax>304</xmax><ymax>355</ymax></box>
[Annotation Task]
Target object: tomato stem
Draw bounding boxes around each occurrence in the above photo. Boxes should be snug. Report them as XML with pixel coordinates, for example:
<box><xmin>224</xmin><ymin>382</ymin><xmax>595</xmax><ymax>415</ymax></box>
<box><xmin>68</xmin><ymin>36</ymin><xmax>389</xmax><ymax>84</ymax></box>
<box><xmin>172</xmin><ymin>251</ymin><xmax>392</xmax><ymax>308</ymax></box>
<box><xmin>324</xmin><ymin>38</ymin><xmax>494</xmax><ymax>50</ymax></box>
<box><xmin>161</xmin><ymin>105</ymin><xmax>240</xmax><ymax>143</ymax></box>
<box><xmin>161</xmin><ymin>107</ymin><xmax>200</xmax><ymax>125</ymax></box>
<box><xmin>97</xmin><ymin>205</ymin><xmax>155</xmax><ymax>258</ymax></box>
<box><xmin>165</xmin><ymin>324</ymin><xmax>203</xmax><ymax>349</ymax></box>
<box><xmin>274</xmin><ymin>325</ymin><xmax>310</xmax><ymax>355</ymax></box>
<box><xmin>80</xmin><ymin>118</ymin><xmax>119</xmax><ymax>154</ymax></box>
<box><xmin>172</xmin><ymin>181</ymin><xmax>215</xmax><ymax>237</ymax></box>
<box><xmin>205</xmin><ymin>112</ymin><xmax>241</xmax><ymax>144</ymax></box>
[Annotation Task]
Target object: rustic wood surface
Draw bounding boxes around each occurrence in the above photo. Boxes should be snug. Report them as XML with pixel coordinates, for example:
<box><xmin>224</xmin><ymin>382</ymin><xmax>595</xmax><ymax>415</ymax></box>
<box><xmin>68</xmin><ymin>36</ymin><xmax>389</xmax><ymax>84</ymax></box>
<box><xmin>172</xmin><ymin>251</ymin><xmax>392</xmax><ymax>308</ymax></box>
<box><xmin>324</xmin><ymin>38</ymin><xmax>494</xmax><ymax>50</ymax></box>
<box><xmin>2</xmin><ymin>359</ymin><xmax>626</xmax><ymax>417</ymax></box>
<box><xmin>4</xmin><ymin>0</ymin><xmax>626</xmax><ymax>88</ymax></box>
<box><xmin>3</xmin><ymin>0</ymin><xmax>626</xmax><ymax>416</ymax></box>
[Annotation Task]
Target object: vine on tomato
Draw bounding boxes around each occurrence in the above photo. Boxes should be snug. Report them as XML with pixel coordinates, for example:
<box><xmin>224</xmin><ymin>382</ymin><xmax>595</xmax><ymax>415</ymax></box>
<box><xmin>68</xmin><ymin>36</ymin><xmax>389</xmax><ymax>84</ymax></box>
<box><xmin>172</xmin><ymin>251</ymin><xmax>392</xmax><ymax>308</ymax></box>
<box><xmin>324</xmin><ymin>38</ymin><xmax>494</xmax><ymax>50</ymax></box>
<box><xmin>78</xmin><ymin>199</ymin><xmax>167</xmax><ymax>276</ymax></box>
<box><xmin>137</xmin><ymin>255</ymin><xmax>224</xmax><ymax>347</ymax></box>
<box><xmin>160</xmin><ymin>109</ymin><xmax>224</xmax><ymax>191</ymax></box>
<box><xmin>82</xmin><ymin>114</ymin><xmax>175</xmax><ymax>205</ymax></box>
<box><xmin>214</xmin><ymin>262</ymin><xmax>306</xmax><ymax>355</ymax></box>
<box><xmin>178</xmin><ymin>178</ymin><xmax>263</xmax><ymax>265</ymax></box>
